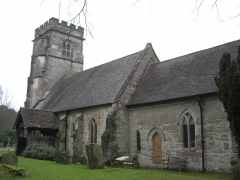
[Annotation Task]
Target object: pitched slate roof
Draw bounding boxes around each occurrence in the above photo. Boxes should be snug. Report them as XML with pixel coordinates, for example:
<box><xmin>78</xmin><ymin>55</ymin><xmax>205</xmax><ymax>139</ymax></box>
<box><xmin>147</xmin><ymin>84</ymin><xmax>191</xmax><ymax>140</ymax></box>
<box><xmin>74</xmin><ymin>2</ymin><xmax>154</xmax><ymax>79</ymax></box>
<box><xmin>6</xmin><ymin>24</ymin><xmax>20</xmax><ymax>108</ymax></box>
<box><xmin>129</xmin><ymin>39</ymin><xmax>240</xmax><ymax>106</ymax></box>
<box><xmin>42</xmin><ymin>48</ymin><xmax>147</xmax><ymax>112</ymax></box>
<box><xmin>16</xmin><ymin>108</ymin><xmax>58</xmax><ymax>129</ymax></box>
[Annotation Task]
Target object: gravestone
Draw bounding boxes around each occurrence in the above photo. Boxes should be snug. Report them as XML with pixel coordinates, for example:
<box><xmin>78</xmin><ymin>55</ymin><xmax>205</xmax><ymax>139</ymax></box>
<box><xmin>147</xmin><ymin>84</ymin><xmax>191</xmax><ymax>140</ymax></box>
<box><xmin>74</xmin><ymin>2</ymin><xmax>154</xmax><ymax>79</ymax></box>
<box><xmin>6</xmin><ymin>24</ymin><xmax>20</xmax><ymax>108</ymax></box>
<box><xmin>86</xmin><ymin>144</ymin><xmax>104</xmax><ymax>169</ymax></box>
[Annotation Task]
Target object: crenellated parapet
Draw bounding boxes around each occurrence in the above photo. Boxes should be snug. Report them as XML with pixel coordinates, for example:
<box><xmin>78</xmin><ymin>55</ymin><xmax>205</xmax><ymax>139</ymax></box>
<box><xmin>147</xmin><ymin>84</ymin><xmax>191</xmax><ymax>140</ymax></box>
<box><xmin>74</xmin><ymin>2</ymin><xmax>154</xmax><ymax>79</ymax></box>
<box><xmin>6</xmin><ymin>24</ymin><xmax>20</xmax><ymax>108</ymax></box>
<box><xmin>34</xmin><ymin>17</ymin><xmax>84</xmax><ymax>39</ymax></box>
<box><xmin>26</xmin><ymin>17</ymin><xmax>84</xmax><ymax>109</ymax></box>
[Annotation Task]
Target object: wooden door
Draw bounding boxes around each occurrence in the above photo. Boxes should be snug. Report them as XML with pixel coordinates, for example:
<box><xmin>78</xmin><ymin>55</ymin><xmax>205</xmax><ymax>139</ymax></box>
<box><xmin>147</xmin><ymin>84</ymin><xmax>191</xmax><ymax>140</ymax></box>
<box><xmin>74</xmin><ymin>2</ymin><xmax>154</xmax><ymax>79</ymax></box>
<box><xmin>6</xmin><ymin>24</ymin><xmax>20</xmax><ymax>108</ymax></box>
<box><xmin>152</xmin><ymin>133</ymin><xmax>161</xmax><ymax>163</ymax></box>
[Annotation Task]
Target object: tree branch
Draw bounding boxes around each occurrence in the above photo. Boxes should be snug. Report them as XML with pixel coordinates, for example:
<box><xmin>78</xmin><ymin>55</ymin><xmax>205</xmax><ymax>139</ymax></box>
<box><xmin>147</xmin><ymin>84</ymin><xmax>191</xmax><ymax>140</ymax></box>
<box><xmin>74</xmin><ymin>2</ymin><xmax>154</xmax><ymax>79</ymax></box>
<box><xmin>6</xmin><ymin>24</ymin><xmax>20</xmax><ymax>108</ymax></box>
<box><xmin>69</xmin><ymin>0</ymin><xmax>87</xmax><ymax>23</ymax></box>
<box><xmin>211</xmin><ymin>0</ymin><xmax>219</xmax><ymax>9</ymax></box>
<box><xmin>194</xmin><ymin>0</ymin><xmax>205</xmax><ymax>17</ymax></box>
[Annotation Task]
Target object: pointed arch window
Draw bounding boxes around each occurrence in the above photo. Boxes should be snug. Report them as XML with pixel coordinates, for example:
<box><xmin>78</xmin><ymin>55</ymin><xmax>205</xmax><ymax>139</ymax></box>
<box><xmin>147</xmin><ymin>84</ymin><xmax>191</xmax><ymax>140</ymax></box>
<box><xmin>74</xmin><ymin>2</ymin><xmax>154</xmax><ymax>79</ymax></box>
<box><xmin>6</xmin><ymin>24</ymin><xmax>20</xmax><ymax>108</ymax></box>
<box><xmin>90</xmin><ymin>119</ymin><xmax>97</xmax><ymax>144</ymax></box>
<box><xmin>62</xmin><ymin>40</ymin><xmax>73</xmax><ymax>58</ymax></box>
<box><xmin>182</xmin><ymin>118</ymin><xmax>188</xmax><ymax>148</ymax></box>
<box><xmin>189</xmin><ymin>117</ymin><xmax>195</xmax><ymax>148</ymax></box>
<box><xmin>136</xmin><ymin>130</ymin><xmax>141</xmax><ymax>152</ymax></box>
<box><xmin>182</xmin><ymin>112</ymin><xmax>195</xmax><ymax>148</ymax></box>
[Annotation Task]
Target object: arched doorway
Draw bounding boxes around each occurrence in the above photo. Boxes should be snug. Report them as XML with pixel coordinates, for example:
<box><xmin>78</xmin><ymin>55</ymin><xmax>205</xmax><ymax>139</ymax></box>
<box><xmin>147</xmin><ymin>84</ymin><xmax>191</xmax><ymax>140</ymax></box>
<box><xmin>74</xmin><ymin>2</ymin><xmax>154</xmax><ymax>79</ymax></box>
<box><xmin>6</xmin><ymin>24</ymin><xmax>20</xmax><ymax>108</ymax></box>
<box><xmin>152</xmin><ymin>132</ymin><xmax>161</xmax><ymax>163</ymax></box>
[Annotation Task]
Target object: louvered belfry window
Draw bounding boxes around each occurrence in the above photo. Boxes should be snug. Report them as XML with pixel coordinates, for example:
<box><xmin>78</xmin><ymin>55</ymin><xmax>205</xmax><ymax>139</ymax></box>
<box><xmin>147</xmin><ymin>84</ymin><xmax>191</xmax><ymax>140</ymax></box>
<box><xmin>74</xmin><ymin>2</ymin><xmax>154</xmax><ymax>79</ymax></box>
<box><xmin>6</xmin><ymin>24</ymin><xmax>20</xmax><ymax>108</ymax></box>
<box><xmin>63</xmin><ymin>40</ymin><xmax>73</xmax><ymax>58</ymax></box>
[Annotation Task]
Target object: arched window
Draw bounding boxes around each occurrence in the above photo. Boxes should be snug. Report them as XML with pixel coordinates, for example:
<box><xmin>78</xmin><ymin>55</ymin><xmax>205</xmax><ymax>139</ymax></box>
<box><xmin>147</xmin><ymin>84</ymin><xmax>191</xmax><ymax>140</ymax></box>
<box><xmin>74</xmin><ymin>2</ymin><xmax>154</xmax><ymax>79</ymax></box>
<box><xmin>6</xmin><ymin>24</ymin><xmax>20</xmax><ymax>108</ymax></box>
<box><xmin>189</xmin><ymin>117</ymin><xmax>195</xmax><ymax>148</ymax></box>
<box><xmin>62</xmin><ymin>40</ymin><xmax>73</xmax><ymax>58</ymax></box>
<box><xmin>181</xmin><ymin>112</ymin><xmax>195</xmax><ymax>148</ymax></box>
<box><xmin>182</xmin><ymin>118</ymin><xmax>188</xmax><ymax>148</ymax></box>
<box><xmin>90</xmin><ymin>119</ymin><xmax>97</xmax><ymax>144</ymax></box>
<box><xmin>136</xmin><ymin>130</ymin><xmax>141</xmax><ymax>152</ymax></box>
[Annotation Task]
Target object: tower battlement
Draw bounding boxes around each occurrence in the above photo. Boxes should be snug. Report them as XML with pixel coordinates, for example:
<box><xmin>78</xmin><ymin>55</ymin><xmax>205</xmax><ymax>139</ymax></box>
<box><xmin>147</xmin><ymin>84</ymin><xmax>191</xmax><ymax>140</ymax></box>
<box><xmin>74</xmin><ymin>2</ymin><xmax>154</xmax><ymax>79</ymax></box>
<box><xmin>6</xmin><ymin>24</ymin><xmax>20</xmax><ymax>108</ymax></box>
<box><xmin>26</xmin><ymin>17</ymin><xmax>84</xmax><ymax>108</ymax></box>
<box><xmin>34</xmin><ymin>17</ymin><xmax>84</xmax><ymax>39</ymax></box>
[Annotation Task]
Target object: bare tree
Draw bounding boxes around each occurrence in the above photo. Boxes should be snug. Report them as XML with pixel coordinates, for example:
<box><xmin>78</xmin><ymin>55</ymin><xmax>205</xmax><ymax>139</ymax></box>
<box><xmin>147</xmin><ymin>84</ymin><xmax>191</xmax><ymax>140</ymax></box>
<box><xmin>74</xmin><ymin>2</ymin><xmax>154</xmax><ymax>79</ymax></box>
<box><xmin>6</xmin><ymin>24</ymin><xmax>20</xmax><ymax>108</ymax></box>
<box><xmin>0</xmin><ymin>86</ymin><xmax>11</xmax><ymax>107</ymax></box>
<box><xmin>194</xmin><ymin>0</ymin><xmax>240</xmax><ymax>21</ymax></box>
<box><xmin>40</xmin><ymin>0</ymin><xmax>240</xmax><ymax>37</ymax></box>
<box><xmin>67</xmin><ymin>0</ymin><xmax>94</xmax><ymax>38</ymax></box>
<box><xmin>42</xmin><ymin>0</ymin><xmax>93</xmax><ymax>38</ymax></box>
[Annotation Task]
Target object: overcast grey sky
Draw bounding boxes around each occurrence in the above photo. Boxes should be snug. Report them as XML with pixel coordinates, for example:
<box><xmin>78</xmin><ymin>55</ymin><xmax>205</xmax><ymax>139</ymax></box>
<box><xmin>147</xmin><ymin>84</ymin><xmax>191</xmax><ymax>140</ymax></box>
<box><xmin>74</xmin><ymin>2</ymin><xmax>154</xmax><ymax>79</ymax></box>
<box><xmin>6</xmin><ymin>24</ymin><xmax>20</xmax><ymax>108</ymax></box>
<box><xmin>0</xmin><ymin>0</ymin><xmax>240</xmax><ymax>109</ymax></box>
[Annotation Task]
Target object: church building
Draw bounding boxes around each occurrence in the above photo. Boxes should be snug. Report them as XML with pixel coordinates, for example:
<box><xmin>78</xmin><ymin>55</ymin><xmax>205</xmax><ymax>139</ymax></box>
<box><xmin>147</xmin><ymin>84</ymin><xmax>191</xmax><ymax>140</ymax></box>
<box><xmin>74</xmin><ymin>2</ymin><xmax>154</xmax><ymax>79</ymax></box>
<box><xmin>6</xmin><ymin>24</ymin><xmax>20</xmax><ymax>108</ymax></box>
<box><xmin>15</xmin><ymin>17</ymin><xmax>238</xmax><ymax>172</ymax></box>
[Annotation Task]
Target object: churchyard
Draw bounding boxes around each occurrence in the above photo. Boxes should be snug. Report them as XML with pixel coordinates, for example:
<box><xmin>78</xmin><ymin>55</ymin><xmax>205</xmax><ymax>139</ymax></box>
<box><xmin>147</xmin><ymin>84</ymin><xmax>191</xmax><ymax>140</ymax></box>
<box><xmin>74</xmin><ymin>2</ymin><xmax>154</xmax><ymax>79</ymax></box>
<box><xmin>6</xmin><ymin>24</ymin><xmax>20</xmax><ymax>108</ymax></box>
<box><xmin>0</xmin><ymin>148</ymin><xmax>14</xmax><ymax>154</ymax></box>
<box><xmin>0</xmin><ymin>155</ymin><xmax>231</xmax><ymax>180</ymax></box>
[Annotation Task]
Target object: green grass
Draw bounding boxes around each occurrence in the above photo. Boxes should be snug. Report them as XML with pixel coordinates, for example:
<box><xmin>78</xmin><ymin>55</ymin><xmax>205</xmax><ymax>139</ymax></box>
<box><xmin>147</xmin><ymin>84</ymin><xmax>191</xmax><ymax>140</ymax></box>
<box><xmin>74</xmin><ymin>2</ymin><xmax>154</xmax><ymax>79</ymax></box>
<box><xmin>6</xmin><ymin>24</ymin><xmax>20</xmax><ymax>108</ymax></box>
<box><xmin>0</xmin><ymin>148</ymin><xmax>14</xmax><ymax>155</ymax></box>
<box><xmin>0</xmin><ymin>157</ymin><xmax>231</xmax><ymax>180</ymax></box>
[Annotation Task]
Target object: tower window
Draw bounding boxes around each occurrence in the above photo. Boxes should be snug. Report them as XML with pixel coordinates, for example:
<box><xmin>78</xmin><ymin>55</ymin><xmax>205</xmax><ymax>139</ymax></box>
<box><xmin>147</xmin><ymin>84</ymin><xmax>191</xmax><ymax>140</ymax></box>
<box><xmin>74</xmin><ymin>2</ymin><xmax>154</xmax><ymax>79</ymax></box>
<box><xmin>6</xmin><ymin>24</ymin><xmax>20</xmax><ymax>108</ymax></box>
<box><xmin>181</xmin><ymin>112</ymin><xmax>195</xmax><ymax>148</ymax></box>
<box><xmin>62</xmin><ymin>40</ymin><xmax>73</xmax><ymax>58</ymax></box>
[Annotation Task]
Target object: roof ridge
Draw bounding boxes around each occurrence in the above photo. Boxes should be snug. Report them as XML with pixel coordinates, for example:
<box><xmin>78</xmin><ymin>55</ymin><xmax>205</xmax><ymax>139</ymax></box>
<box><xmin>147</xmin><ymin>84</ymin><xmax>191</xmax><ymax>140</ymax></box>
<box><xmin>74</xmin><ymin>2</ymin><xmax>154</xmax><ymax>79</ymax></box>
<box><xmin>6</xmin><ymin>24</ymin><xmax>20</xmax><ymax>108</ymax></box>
<box><xmin>113</xmin><ymin>46</ymin><xmax>149</xmax><ymax>101</ymax></box>
<box><xmin>52</xmin><ymin>49</ymin><xmax>146</xmax><ymax>83</ymax></box>
<box><xmin>158</xmin><ymin>38</ymin><xmax>240</xmax><ymax>65</ymax></box>
<box><xmin>80</xmin><ymin>49</ymin><xmax>145</xmax><ymax>74</ymax></box>
<box><xmin>129</xmin><ymin>40</ymin><xmax>240</xmax><ymax>106</ymax></box>
<box><xmin>41</xmin><ymin>46</ymin><xmax>146</xmax><ymax>112</ymax></box>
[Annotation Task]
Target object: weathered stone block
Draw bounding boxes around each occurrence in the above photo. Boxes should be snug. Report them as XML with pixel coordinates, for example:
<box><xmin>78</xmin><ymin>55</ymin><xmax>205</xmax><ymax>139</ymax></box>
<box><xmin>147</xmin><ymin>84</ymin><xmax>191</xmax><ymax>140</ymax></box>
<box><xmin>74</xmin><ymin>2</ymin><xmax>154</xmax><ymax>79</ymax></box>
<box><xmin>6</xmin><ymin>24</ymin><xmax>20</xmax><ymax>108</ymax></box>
<box><xmin>55</xmin><ymin>151</ymin><xmax>71</xmax><ymax>164</ymax></box>
<box><xmin>168</xmin><ymin>156</ymin><xmax>187</xmax><ymax>171</ymax></box>
<box><xmin>86</xmin><ymin>144</ymin><xmax>104</xmax><ymax>169</ymax></box>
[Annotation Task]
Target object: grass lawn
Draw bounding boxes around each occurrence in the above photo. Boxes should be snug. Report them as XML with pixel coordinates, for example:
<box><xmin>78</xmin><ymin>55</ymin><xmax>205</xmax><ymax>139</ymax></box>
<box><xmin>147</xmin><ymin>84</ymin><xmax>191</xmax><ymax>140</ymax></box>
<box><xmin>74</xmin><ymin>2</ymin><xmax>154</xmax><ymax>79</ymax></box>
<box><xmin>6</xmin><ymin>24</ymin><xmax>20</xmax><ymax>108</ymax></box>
<box><xmin>0</xmin><ymin>157</ymin><xmax>231</xmax><ymax>180</ymax></box>
<box><xmin>0</xmin><ymin>148</ymin><xmax>14</xmax><ymax>155</ymax></box>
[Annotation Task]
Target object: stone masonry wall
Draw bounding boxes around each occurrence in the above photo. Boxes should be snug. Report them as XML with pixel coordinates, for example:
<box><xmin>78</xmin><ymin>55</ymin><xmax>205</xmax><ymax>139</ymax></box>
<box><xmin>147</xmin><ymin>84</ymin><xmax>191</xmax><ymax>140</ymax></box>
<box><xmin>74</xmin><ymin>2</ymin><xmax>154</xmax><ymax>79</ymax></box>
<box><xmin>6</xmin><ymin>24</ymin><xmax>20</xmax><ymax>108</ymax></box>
<box><xmin>57</xmin><ymin>105</ymin><xmax>112</xmax><ymax>162</ymax></box>
<box><xmin>113</xmin><ymin>44</ymin><xmax>160</xmax><ymax>156</ymax></box>
<box><xmin>128</xmin><ymin>95</ymin><xmax>236</xmax><ymax>172</ymax></box>
<box><xmin>203</xmin><ymin>96</ymin><xmax>237</xmax><ymax>171</ymax></box>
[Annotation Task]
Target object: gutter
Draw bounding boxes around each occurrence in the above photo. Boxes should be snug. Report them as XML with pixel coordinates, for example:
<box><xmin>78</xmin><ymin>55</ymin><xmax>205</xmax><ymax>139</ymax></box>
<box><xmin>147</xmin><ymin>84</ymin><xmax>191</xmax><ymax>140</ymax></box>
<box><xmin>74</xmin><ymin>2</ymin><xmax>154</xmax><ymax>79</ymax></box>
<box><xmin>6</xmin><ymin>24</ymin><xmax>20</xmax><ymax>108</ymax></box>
<box><xmin>64</xmin><ymin>112</ymin><xmax>69</xmax><ymax>152</ymax></box>
<box><xmin>197</xmin><ymin>97</ymin><xmax>206</xmax><ymax>172</ymax></box>
<box><xmin>127</xmin><ymin>92</ymin><xmax>217</xmax><ymax>109</ymax></box>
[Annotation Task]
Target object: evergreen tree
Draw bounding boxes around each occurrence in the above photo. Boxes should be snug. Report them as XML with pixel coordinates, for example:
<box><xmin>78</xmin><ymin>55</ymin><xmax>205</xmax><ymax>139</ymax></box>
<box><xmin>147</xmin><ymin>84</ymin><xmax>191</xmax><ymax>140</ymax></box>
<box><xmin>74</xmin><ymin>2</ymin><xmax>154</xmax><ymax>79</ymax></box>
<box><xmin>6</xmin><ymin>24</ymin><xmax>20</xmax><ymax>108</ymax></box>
<box><xmin>215</xmin><ymin>47</ymin><xmax>240</xmax><ymax>156</ymax></box>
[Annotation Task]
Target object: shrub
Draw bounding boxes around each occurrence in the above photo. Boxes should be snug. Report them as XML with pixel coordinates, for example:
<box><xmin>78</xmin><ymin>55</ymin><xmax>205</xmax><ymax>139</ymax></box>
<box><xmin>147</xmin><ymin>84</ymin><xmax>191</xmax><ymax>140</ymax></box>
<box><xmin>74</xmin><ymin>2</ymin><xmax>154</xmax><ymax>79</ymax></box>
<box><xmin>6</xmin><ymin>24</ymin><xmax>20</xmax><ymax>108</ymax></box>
<box><xmin>0</xmin><ymin>130</ymin><xmax>16</xmax><ymax>147</ymax></box>
<box><xmin>0</xmin><ymin>164</ymin><xmax>29</xmax><ymax>177</ymax></box>
<box><xmin>232</xmin><ymin>160</ymin><xmax>240</xmax><ymax>180</ymax></box>
<box><xmin>0</xmin><ymin>151</ymin><xmax>17</xmax><ymax>166</ymax></box>
<box><xmin>23</xmin><ymin>143</ymin><xmax>55</xmax><ymax>161</ymax></box>
<box><xmin>55</xmin><ymin>150</ymin><xmax>69</xmax><ymax>164</ymax></box>
<box><xmin>101</xmin><ymin>111</ymin><xmax>119</xmax><ymax>163</ymax></box>
<box><xmin>79</xmin><ymin>155</ymin><xmax>87</xmax><ymax>165</ymax></box>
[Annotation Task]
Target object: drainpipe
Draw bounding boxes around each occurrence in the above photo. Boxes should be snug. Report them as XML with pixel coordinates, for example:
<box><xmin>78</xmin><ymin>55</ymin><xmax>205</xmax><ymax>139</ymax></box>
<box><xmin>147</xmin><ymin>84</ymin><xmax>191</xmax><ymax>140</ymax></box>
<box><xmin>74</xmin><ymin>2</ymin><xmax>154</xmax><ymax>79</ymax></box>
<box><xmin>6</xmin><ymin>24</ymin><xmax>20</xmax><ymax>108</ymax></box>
<box><xmin>197</xmin><ymin>97</ymin><xmax>206</xmax><ymax>172</ymax></box>
<box><xmin>64</xmin><ymin>112</ymin><xmax>69</xmax><ymax>152</ymax></box>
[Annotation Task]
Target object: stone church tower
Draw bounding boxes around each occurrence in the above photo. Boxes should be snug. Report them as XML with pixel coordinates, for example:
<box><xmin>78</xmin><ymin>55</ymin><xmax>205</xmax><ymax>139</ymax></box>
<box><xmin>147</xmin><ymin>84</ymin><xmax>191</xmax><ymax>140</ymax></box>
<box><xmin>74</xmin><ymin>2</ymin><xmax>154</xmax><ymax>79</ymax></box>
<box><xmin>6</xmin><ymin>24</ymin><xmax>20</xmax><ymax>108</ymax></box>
<box><xmin>25</xmin><ymin>17</ymin><xmax>84</xmax><ymax>108</ymax></box>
